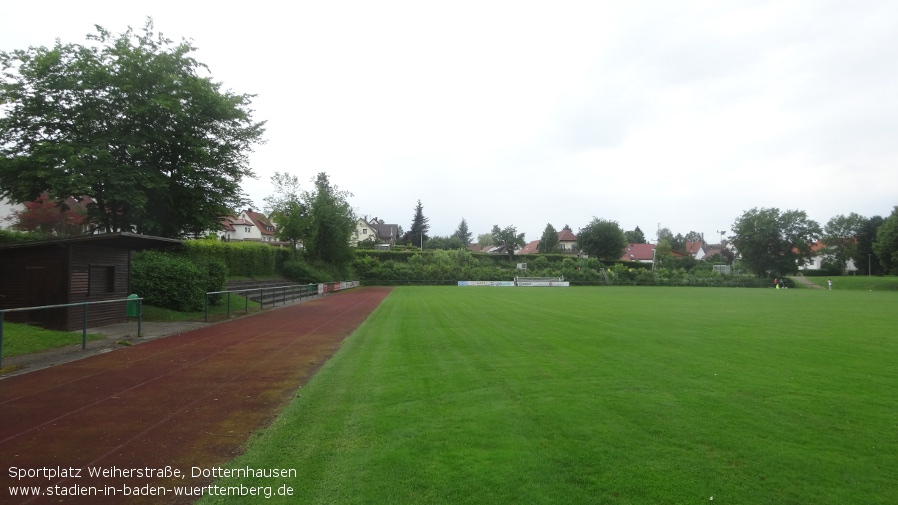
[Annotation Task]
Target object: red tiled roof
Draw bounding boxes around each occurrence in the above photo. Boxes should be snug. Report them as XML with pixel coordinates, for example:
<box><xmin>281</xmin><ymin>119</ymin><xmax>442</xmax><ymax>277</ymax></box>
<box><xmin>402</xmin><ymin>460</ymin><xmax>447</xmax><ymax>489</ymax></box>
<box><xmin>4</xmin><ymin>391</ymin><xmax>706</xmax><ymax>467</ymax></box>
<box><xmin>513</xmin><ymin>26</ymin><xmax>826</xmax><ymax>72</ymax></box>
<box><xmin>244</xmin><ymin>210</ymin><xmax>275</xmax><ymax>236</ymax></box>
<box><xmin>620</xmin><ymin>243</ymin><xmax>655</xmax><ymax>261</ymax></box>
<box><xmin>557</xmin><ymin>229</ymin><xmax>577</xmax><ymax>242</ymax></box>
<box><xmin>518</xmin><ymin>240</ymin><xmax>540</xmax><ymax>255</ymax></box>
<box><xmin>618</xmin><ymin>243</ymin><xmax>688</xmax><ymax>261</ymax></box>
<box><xmin>220</xmin><ymin>216</ymin><xmax>255</xmax><ymax>232</ymax></box>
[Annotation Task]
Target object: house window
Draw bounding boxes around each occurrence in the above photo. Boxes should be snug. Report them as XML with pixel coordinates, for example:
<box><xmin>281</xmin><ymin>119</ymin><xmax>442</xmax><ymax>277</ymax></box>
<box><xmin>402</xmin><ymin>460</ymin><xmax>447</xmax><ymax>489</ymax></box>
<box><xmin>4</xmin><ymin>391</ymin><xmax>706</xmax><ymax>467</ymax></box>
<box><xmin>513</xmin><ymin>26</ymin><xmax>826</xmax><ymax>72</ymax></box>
<box><xmin>362</xmin><ymin>229</ymin><xmax>367</xmax><ymax>234</ymax></box>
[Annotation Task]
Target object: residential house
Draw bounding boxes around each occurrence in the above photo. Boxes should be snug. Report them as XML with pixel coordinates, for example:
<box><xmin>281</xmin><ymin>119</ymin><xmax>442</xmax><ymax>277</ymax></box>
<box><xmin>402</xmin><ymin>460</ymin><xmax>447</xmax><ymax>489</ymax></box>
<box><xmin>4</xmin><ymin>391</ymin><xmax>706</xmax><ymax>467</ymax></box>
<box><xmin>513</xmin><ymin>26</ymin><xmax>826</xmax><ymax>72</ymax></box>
<box><xmin>517</xmin><ymin>240</ymin><xmax>540</xmax><ymax>255</ymax></box>
<box><xmin>217</xmin><ymin>209</ymin><xmax>277</xmax><ymax>242</ymax></box>
<box><xmin>620</xmin><ymin>243</ymin><xmax>657</xmax><ymax>263</ymax></box>
<box><xmin>243</xmin><ymin>209</ymin><xmax>276</xmax><ymax>242</ymax></box>
<box><xmin>685</xmin><ymin>241</ymin><xmax>707</xmax><ymax>260</ymax></box>
<box><xmin>368</xmin><ymin>218</ymin><xmax>399</xmax><ymax>246</ymax></box>
<box><xmin>352</xmin><ymin>218</ymin><xmax>380</xmax><ymax>246</ymax></box>
<box><xmin>557</xmin><ymin>228</ymin><xmax>578</xmax><ymax>253</ymax></box>
<box><xmin>484</xmin><ymin>244</ymin><xmax>511</xmax><ymax>255</ymax></box>
<box><xmin>351</xmin><ymin>217</ymin><xmax>400</xmax><ymax>248</ymax></box>
<box><xmin>218</xmin><ymin>216</ymin><xmax>258</xmax><ymax>241</ymax></box>
<box><xmin>620</xmin><ymin>243</ymin><xmax>687</xmax><ymax>264</ymax></box>
<box><xmin>517</xmin><ymin>229</ymin><xmax>579</xmax><ymax>255</ymax></box>
<box><xmin>799</xmin><ymin>241</ymin><xmax>858</xmax><ymax>272</ymax></box>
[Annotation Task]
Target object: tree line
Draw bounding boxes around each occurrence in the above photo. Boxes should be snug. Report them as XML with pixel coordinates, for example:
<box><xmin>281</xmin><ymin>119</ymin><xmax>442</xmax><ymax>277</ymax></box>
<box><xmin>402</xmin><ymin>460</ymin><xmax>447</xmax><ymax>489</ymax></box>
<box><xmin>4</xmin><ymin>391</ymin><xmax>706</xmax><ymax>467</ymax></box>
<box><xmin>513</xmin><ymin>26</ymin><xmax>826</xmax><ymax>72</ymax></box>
<box><xmin>391</xmin><ymin>202</ymin><xmax>898</xmax><ymax>278</ymax></box>
<box><xmin>2</xmin><ymin>21</ymin><xmax>897</xmax><ymax>279</ymax></box>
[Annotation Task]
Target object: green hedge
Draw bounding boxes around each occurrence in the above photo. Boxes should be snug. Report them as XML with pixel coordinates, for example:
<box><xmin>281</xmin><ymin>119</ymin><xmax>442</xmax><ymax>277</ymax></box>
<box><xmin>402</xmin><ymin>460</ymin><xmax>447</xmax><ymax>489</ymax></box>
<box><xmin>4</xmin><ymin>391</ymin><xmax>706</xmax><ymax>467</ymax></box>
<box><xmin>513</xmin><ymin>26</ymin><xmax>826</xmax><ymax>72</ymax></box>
<box><xmin>176</xmin><ymin>240</ymin><xmax>292</xmax><ymax>278</ymax></box>
<box><xmin>351</xmin><ymin>249</ymin><xmax>761</xmax><ymax>287</ymax></box>
<box><xmin>0</xmin><ymin>229</ymin><xmax>51</xmax><ymax>244</ymax></box>
<box><xmin>282</xmin><ymin>260</ymin><xmax>340</xmax><ymax>283</ymax></box>
<box><xmin>132</xmin><ymin>251</ymin><xmax>207</xmax><ymax>311</ymax></box>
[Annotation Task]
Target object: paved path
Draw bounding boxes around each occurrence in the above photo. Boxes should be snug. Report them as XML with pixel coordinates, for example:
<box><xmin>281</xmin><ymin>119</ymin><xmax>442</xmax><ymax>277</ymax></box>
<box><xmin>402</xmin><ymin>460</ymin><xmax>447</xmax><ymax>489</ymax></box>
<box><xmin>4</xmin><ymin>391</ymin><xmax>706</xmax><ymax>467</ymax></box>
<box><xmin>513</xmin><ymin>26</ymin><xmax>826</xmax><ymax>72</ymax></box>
<box><xmin>0</xmin><ymin>287</ymin><xmax>392</xmax><ymax>504</ymax></box>
<box><xmin>788</xmin><ymin>275</ymin><xmax>823</xmax><ymax>289</ymax></box>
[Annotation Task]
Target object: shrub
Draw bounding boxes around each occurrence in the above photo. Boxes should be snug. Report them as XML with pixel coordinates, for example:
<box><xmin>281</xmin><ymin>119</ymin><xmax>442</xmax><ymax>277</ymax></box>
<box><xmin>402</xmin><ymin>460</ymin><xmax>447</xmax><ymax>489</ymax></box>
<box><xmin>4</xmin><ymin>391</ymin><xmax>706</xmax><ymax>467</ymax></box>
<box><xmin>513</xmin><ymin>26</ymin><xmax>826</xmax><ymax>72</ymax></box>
<box><xmin>0</xmin><ymin>229</ymin><xmax>50</xmax><ymax>244</ymax></box>
<box><xmin>196</xmin><ymin>258</ymin><xmax>228</xmax><ymax>304</ymax></box>
<box><xmin>132</xmin><ymin>251</ymin><xmax>206</xmax><ymax>311</ymax></box>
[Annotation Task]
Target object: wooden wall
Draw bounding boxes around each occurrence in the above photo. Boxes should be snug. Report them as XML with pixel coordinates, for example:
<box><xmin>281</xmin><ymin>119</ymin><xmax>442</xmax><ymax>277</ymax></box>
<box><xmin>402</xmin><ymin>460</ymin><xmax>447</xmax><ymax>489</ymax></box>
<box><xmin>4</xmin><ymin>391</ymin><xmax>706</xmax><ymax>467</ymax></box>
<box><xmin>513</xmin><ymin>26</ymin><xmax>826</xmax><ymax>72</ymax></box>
<box><xmin>0</xmin><ymin>244</ymin><xmax>131</xmax><ymax>331</ymax></box>
<box><xmin>0</xmin><ymin>245</ymin><xmax>67</xmax><ymax>327</ymax></box>
<box><xmin>64</xmin><ymin>245</ymin><xmax>131</xmax><ymax>330</ymax></box>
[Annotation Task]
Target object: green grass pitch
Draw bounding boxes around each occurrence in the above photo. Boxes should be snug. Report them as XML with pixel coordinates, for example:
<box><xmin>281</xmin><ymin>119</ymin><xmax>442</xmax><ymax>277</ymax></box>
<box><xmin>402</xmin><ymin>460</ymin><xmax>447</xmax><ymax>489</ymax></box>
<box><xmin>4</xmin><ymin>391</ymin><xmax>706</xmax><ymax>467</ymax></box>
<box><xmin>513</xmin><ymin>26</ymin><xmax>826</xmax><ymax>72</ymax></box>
<box><xmin>203</xmin><ymin>286</ymin><xmax>898</xmax><ymax>504</ymax></box>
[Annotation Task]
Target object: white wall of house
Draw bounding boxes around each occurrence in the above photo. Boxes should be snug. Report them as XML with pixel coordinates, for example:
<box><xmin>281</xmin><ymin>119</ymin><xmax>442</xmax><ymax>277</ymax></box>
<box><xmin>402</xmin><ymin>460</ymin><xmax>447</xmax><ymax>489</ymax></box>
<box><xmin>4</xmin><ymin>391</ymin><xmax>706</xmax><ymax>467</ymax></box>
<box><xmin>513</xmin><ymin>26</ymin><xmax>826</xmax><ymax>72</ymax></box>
<box><xmin>800</xmin><ymin>255</ymin><xmax>858</xmax><ymax>272</ymax></box>
<box><xmin>0</xmin><ymin>198</ymin><xmax>21</xmax><ymax>229</ymax></box>
<box><xmin>558</xmin><ymin>240</ymin><xmax>577</xmax><ymax>251</ymax></box>
<box><xmin>236</xmin><ymin>211</ymin><xmax>264</xmax><ymax>241</ymax></box>
<box><xmin>351</xmin><ymin>218</ymin><xmax>379</xmax><ymax>246</ymax></box>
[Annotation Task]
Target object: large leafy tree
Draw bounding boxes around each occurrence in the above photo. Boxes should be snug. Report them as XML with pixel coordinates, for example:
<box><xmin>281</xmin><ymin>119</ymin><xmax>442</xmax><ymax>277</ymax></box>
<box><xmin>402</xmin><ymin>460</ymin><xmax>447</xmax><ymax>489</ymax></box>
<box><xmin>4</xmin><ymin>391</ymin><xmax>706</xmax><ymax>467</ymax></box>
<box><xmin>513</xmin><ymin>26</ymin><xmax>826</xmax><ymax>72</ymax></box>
<box><xmin>264</xmin><ymin>172</ymin><xmax>307</xmax><ymax>249</ymax></box>
<box><xmin>730</xmin><ymin>207</ymin><xmax>821</xmax><ymax>277</ymax></box>
<box><xmin>856</xmin><ymin>215</ymin><xmax>884</xmax><ymax>275</ymax></box>
<box><xmin>684</xmin><ymin>231</ymin><xmax>704</xmax><ymax>243</ymax></box>
<box><xmin>654</xmin><ymin>239</ymin><xmax>674</xmax><ymax>267</ymax></box>
<box><xmin>424</xmin><ymin>235</ymin><xmax>465</xmax><ymax>250</ymax></box>
<box><xmin>577</xmin><ymin>218</ymin><xmax>627</xmax><ymax>260</ymax></box>
<box><xmin>658</xmin><ymin>228</ymin><xmax>688</xmax><ymax>254</ymax></box>
<box><xmin>822</xmin><ymin>213</ymin><xmax>865</xmax><ymax>273</ymax></box>
<box><xmin>491</xmin><ymin>225</ymin><xmax>526</xmax><ymax>260</ymax></box>
<box><xmin>624</xmin><ymin>226</ymin><xmax>646</xmax><ymax>244</ymax></box>
<box><xmin>7</xmin><ymin>193</ymin><xmax>87</xmax><ymax>236</ymax></box>
<box><xmin>0</xmin><ymin>20</ymin><xmax>265</xmax><ymax>237</ymax></box>
<box><xmin>302</xmin><ymin>172</ymin><xmax>355</xmax><ymax>265</ymax></box>
<box><xmin>452</xmin><ymin>218</ymin><xmax>472</xmax><ymax>246</ymax></box>
<box><xmin>873</xmin><ymin>206</ymin><xmax>898</xmax><ymax>275</ymax></box>
<box><xmin>539</xmin><ymin>223</ymin><xmax>559</xmax><ymax>253</ymax></box>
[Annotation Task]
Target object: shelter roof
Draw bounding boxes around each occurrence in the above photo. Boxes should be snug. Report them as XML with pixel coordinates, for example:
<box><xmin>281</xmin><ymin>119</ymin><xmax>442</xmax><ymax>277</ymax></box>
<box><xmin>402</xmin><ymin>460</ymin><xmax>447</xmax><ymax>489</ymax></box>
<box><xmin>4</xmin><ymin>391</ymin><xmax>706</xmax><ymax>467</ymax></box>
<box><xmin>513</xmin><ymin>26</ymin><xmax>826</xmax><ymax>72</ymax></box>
<box><xmin>0</xmin><ymin>232</ymin><xmax>181</xmax><ymax>251</ymax></box>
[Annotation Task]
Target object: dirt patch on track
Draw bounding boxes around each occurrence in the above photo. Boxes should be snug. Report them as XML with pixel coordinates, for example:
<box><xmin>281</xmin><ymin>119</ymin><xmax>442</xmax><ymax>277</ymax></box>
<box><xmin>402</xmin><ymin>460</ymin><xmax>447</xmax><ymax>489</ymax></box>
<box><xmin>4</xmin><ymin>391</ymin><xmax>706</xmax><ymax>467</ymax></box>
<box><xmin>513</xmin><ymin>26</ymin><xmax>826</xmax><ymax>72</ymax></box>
<box><xmin>0</xmin><ymin>286</ymin><xmax>392</xmax><ymax>504</ymax></box>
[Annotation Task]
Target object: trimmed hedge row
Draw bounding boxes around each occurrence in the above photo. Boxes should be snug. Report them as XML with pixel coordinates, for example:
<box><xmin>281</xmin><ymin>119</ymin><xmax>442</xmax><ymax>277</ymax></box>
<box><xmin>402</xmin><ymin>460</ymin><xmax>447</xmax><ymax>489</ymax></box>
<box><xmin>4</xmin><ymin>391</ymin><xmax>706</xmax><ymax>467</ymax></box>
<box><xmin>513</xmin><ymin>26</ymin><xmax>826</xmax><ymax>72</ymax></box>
<box><xmin>175</xmin><ymin>240</ymin><xmax>293</xmax><ymax>278</ymax></box>
<box><xmin>132</xmin><ymin>241</ymin><xmax>353</xmax><ymax>311</ymax></box>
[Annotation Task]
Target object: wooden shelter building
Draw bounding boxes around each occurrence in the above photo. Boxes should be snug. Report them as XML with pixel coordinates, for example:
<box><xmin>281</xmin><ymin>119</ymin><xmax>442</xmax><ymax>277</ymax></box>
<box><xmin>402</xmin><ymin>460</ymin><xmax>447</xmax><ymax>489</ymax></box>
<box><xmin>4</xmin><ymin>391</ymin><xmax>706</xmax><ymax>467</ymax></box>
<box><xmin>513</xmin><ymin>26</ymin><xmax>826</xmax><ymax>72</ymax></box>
<box><xmin>0</xmin><ymin>233</ymin><xmax>180</xmax><ymax>330</ymax></box>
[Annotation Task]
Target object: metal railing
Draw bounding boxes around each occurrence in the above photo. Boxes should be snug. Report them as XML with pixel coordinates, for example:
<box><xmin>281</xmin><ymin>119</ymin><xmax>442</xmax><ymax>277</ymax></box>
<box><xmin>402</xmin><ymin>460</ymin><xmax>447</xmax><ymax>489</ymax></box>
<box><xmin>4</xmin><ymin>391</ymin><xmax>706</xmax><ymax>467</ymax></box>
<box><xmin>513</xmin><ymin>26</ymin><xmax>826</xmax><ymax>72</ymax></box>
<box><xmin>203</xmin><ymin>284</ymin><xmax>318</xmax><ymax>322</ymax></box>
<box><xmin>0</xmin><ymin>297</ymin><xmax>142</xmax><ymax>368</ymax></box>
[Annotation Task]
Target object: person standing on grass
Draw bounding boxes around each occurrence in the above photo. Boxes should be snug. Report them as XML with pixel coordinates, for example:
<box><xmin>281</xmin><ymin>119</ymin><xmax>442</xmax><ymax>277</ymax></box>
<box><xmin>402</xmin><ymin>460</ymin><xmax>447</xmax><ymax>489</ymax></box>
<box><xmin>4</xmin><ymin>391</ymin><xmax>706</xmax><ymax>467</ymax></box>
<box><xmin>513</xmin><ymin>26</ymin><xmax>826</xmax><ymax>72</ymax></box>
<box><xmin>828</xmin><ymin>279</ymin><xmax>832</xmax><ymax>290</ymax></box>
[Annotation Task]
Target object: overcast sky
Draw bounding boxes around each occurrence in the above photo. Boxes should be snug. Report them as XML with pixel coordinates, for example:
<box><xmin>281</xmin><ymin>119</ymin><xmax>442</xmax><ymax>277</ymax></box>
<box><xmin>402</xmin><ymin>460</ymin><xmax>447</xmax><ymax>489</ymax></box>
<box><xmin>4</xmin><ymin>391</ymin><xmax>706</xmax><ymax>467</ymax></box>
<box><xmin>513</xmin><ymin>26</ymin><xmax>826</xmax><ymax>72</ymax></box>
<box><xmin>2</xmin><ymin>1</ymin><xmax>896</xmax><ymax>243</ymax></box>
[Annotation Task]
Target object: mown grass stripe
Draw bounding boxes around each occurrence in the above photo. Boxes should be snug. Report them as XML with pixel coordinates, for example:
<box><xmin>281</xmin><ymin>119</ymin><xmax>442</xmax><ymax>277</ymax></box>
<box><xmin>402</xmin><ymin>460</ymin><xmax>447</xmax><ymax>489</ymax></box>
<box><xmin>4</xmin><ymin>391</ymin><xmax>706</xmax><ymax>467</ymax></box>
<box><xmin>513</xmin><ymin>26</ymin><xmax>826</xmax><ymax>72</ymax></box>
<box><xmin>204</xmin><ymin>287</ymin><xmax>898</xmax><ymax>504</ymax></box>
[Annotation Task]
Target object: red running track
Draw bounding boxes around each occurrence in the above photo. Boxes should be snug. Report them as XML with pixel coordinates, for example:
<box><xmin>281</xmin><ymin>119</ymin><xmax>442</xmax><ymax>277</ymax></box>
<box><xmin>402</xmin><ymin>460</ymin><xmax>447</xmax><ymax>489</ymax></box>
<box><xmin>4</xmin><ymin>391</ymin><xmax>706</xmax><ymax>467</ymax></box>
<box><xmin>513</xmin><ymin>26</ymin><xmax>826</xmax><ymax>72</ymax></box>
<box><xmin>0</xmin><ymin>286</ymin><xmax>392</xmax><ymax>504</ymax></box>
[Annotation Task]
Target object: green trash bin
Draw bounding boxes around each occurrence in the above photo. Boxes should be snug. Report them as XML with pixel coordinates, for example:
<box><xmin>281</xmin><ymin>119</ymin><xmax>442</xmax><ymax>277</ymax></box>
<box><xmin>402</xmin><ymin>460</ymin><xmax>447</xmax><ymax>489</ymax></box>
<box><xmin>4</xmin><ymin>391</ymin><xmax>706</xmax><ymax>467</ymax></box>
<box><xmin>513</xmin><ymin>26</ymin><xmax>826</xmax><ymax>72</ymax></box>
<box><xmin>126</xmin><ymin>294</ymin><xmax>140</xmax><ymax>317</ymax></box>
